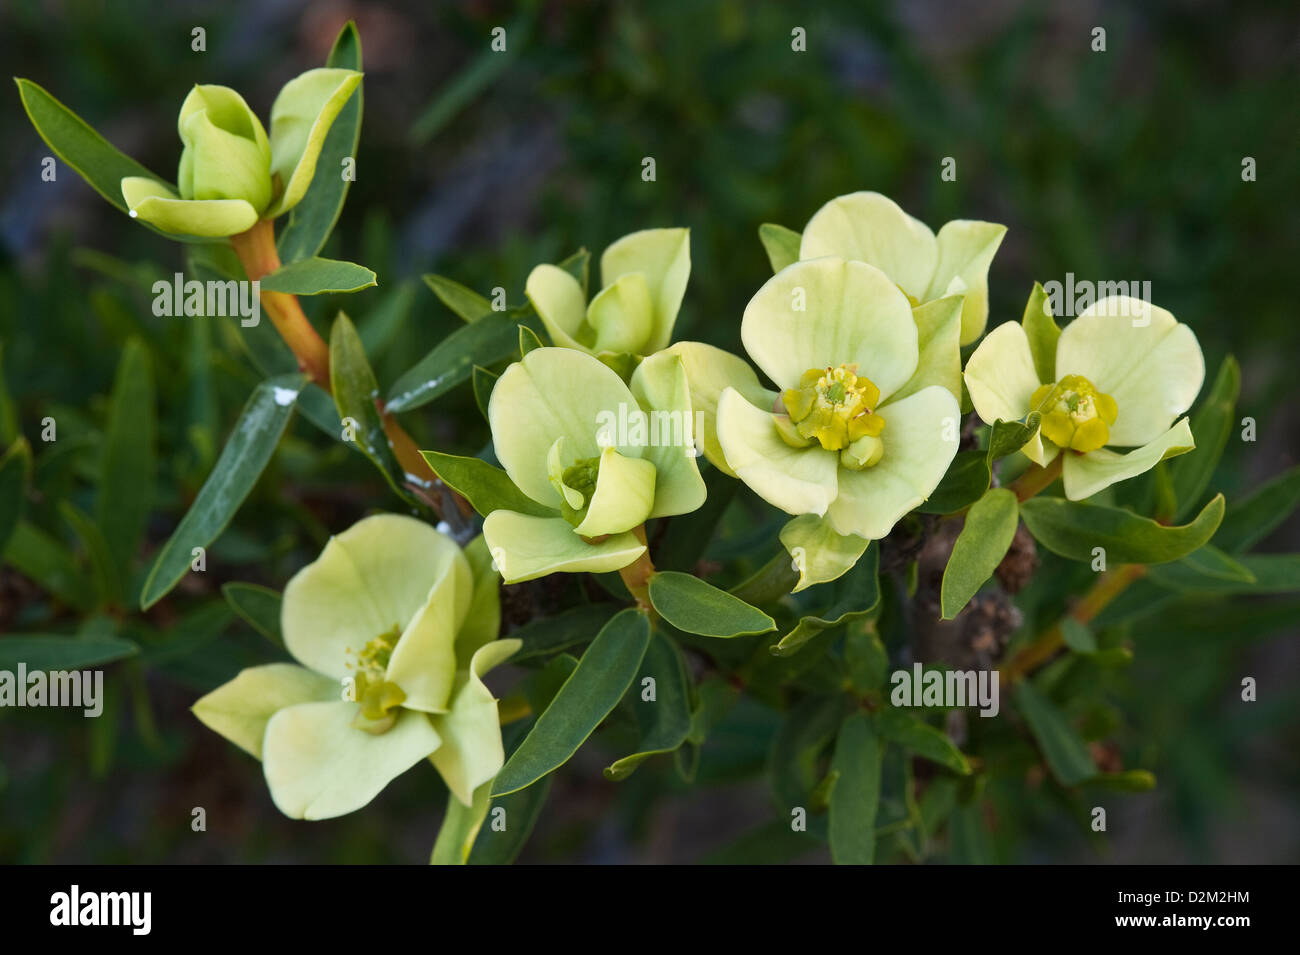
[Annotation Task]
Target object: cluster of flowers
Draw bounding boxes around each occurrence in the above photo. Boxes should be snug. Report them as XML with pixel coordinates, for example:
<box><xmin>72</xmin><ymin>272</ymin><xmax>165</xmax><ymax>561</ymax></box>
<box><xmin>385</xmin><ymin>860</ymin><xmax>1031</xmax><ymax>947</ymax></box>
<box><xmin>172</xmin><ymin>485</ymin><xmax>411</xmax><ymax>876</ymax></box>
<box><xmin>98</xmin><ymin>73</ymin><xmax>1204</xmax><ymax>821</ymax></box>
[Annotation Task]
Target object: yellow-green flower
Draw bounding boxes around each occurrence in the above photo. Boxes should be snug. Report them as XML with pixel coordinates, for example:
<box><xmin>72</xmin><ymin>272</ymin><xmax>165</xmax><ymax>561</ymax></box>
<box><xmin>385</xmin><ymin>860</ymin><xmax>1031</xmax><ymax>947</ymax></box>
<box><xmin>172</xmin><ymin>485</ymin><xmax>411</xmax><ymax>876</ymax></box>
<box><xmin>483</xmin><ymin>346</ymin><xmax>706</xmax><ymax>583</ymax></box>
<box><xmin>193</xmin><ymin>515</ymin><xmax>517</xmax><ymax>819</ymax></box>
<box><xmin>964</xmin><ymin>295</ymin><xmax>1204</xmax><ymax>500</ymax></box>
<box><xmin>525</xmin><ymin>229</ymin><xmax>690</xmax><ymax>365</ymax></box>
<box><xmin>120</xmin><ymin>69</ymin><xmax>361</xmax><ymax>238</ymax></box>
<box><xmin>679</xmin><ymin>258</ymin><xmax>960</xmax><ymax>560</ymax></box>
<box><xmin>798</xmin><ymin>191</ymin><xmax>1006</xmax><ymax>344</ymax></box>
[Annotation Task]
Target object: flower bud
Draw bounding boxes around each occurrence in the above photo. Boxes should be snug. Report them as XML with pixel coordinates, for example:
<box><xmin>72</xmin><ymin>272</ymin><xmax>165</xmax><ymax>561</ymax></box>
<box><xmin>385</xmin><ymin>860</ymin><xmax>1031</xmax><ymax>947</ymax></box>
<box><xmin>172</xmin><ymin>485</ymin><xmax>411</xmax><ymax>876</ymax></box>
<box><xmin>176</xmin><ymin>85</ymin><xmax>272</xmax><ymax>211</ymax></box>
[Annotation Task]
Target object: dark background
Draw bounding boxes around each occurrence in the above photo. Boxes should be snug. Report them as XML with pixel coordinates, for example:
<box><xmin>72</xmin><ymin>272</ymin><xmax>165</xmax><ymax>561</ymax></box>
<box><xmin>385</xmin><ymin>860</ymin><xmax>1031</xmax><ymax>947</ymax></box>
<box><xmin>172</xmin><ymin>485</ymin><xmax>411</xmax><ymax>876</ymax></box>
<box><xmin>1</xmin><ymin>0</ymin><xmax>1296</xmax><ymax>862</ymax></box>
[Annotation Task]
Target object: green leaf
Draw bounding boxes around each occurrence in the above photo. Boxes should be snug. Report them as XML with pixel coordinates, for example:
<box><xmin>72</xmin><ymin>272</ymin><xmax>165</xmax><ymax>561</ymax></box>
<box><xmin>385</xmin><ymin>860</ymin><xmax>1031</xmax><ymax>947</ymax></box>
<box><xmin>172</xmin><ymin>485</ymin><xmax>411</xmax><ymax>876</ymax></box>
<box><xmin>1146</xmin><ymin>544</ymin><xmax>1256</xmax><ymax>591</ymax></box>
<box><xmin>385</xmin><ymin>308</ymin><xmax>540</xmax><ymax>413</ymax></box>
<box><xmin>471</xmin><ymin>366</ymin><xmax>498</xmax><ymax>421</ymax></box>
<box><xmin>493</xmin><ymin>609</ymin><xmax>651</xmax><ymax>796</ymax></box>
<box><xmin>408</xmin><ymin>12</ymin><xmax>527</xmax><ymax>143</ymax></box>
<box><xmin>140</xmin><ymin>374</ymin><xmax>307</xmax><ymax>609</ymax></box>
<box><xmin>604</xmin><ymin>630</ymin><xmax>693</xmax><ymax>780</ymax></box>
<box><xmin>1059</xmin><ymin>618</ymin><xmax>1097</xmax><ymax>653</ymax></box>
<box><xmin>0</xmin><ymin>439</ymin><xmax>31</xmax><ymax>555</ymax></box>
<box><xmin>220</xmin><ymin>582</ymin><xmax>284</xmax><ymax>647</ymax></box>
<box><xmin>418</xmin><ymin>450</ymin><xmax>555</xmax><ymax>518</ymax></box>
<box><xmin>468</xmin><ymin>775</ymin><xmax>551</xmax><ymax>864</ymax></box>
<box><xmin>259</xmin><ymin>257</ymin><xmax>377</xmax><ymax>295</ymax></box>
<box><xmin>329</xmin><ymin>313</ymin><xmax>407</xmax><ymax>497</ymax></box>
<box><xmin>758</xmin><ymin>223</ymin><xmax>802</xmax><ymax>273</ymax></box>
<box><xmin>0</xmin><ymin>343</ymin><xmax>19</xmax><ymax>445</ymax></box>
<box><xmin>423</xmin><ymin>274</ymin><xmax>493</xmax><ymax>323</ymax></box>
<box><xmin>509</xmin><ymin>603</ymin><xmax>621</xmax><ymax>663</ymax></box>
<box><xmin>771</xmin><ymin>696</ymin><xmax>848</xmax><ymax>826</ymax></box>
<box><xmin>430</xmin><ymin>782</ymin><xmax>491</xmax><ymax>865</ymax></box>
<box><xmin>941</xmin><ymin>488</ymin><xmax>1019</xmax><ymax>619</ymax></box>
<box><xmin>949</xmin><ymin>804</ymin><xmax>994</xmax><ymax>863</ymax></box>
<box><xmin>557</xmin><ymin>248</ymin><xmax>590</xmax><ymax>294</ymax></box>
<box><xmin>59</xmin><ymin>501</ymin><xmax>121</xmax><ymax>608</ymax></box>
<box><xmin>920</xmin><ymin>449</ymin><xmax>990</xmax><ymax>514</ymax></box>
<box><xmin>828</xmin><ymin>713</ymin><xmax>882</xmax><ymax>864</ymax></box>
<box><xmin>1214</xmin><ymin>464</ymin><xmax>1300</xmax><ymax>553</ymax></box>
<box><xmin>518</xmin><ymin>323</ymin><xmax>545</xmax><ymax>354</ymax></box>
<box><xmin>875</xmin><ymin>708</ymin><xmax>971</xmax><ymax>774</ymax></box>
<box><xmin>1146</xmin><ymin>553</ymin><xmax>1300</xmax><ymax>595</ymax></box>
<box><xmin>1020</xmin><ymin>282</ymin><xmax>1059</xmax><ymax>384</ymax></box>
<box><xmin>1168</xmin><ymin>355</ymin><xmax>1238</xmax><ymax>520</ymax></box>
<box><xmin>1020</xmin><ymin>493</ymin><xmax>1224</xmax><ymax>565</ymax></box>
<box><xmin>1013</xmin><ymin>681</ymin><xmax>1096</xmax><ymax>786</ymax></box>
<box><xmin>97</xmin><ymin>338</ymin><xmax>156</xmax><ymax>573</ymax></box>
<box><xmin>772</xmin><ymin>542</ymin><xmax>880</xmax><ymax>656</ymax></box>
<box><xmin>276</xmin><ymin>21</ymin><xmax>364</xmax><ymax>262</ymax></box>
<box><xmin>15</xmin><ymin>78</ymin><xmax>166</xmax><ymax>217</ymax></box>
<box><xmin>0</xmin><ymin>635</ymin><xmax>138</xmax><ymax>671</ymax></box>
<box><xmin>648</xmin><ymin>571</ymin><xmax>775</xmax><ymax>638</ymax></box>
<box><xmin>988</xmin><ymin>413</ymin><xmax>1041</xmax><ymax>460</ymax></box>
<box><xmin>5</xmin><ymin>521</ymin><xmax>93</xmax><ymax>611</ymax></box>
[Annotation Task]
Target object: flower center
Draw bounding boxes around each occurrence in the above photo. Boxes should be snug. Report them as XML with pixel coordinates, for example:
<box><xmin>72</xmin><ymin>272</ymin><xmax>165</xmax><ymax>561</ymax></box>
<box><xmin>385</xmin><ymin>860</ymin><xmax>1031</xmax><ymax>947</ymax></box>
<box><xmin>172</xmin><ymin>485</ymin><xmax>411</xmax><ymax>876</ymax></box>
<box><xmin>348</xmin><ymin>624</ymin><xmax>406</xmax><ymax>734</ymax></box>
<box><xmin>551</xmin><ymin>452</ymin><xmax>602</xmax><ymax>528</ymax></box>
<box><xmin>1031</xmin><ymin>374</ymin><xmax>1119</xmax><ymax>453</ymax></box>
<box><xmin>779</xmin><ymin>364</ymin><xmax>886</xmax><ymax>468</ymax></box>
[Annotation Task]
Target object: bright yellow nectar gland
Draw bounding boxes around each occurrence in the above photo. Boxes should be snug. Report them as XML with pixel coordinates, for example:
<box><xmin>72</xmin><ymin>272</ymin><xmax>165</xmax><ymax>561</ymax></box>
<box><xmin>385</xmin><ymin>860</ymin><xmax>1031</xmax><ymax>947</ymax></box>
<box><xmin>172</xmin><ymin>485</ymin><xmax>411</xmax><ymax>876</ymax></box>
<box><xmin>1031</xmin><ymin>374</ymin><xmax>1119</xmax><ymax>453</ymax></box>
<box><xmin>780</xmin><ymin>364</ymin><xmax>886</xmax><ymax>470</ymax></box>
<box><xmin>348</xmin><ymin>624</ymin><xmax>406</xmax><ymax>734</ymax></box>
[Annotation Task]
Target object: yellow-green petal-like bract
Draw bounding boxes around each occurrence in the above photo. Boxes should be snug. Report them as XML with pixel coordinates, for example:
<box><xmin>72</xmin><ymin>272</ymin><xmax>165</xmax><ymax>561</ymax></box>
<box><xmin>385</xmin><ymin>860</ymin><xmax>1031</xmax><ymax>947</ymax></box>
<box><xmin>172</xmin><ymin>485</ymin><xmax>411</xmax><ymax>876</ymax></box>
<box><xmin>524</xmin><ymin>228</ymin><xmax>690</xmax><ymax>361</ymax></box>
<box><xmin>192</xmin><ymin>516</ymin><xmax>516</xmax><ymax>819</ymax></box>
<box><xmin>483</xmin><ymin>346</ymin><xmax>705</xmax><ymax>583</ymax></box>
<box><xmin>709</xmin><ymin>256</ymin><xmax>960</xmax><ymax>580</ymax></box>
<box><xmin>799</xmin><ymin>191</ymin><xmax>1006</xmax><ymax>344</ymax></box>
<box><xmin>963</xmin><ymin>293</ymin><xmax>1204</xmax><ymax>500</ymax></box>
<box><xmin>264</xmin><ymin>68</ymin><xmax>363</xmax><ymax>218</ymax></box>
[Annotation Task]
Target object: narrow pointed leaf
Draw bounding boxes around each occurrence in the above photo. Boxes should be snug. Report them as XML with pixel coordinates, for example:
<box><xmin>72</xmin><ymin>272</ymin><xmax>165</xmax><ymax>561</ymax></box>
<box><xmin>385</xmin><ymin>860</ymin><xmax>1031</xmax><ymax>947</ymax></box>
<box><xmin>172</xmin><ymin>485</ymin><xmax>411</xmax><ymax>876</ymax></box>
<box><xmin>604</xmin><ymin>631</ymin><xmax>692</xmax><ymax>780</ymax></box>
<box><xmin>829</xmin><ymin>713</ymin><xmax>882</xmax><ymax>865</ymax></box>
<box><xmin>419</xmin><ymin>450</ymin><xmax>556</xmax><ymax>518</ymax></box>
<box><xmin>385</xmin><ymin>308</ymin><xmax>541</xmax><ymax>412</ymax></box>
<box><xmin>493</xmin><ymin>609</ymin><xmax>650</xmax><ymax>796</ymax></box>
<box><xmin>221</xmin><ymin>581</ymin><xmax>284</xmax><ymax>647</ymax></box>
<box><xmin>424</xmin><ymin>274</ymin><xmax>493</xmax><ymax>323</ymax></box>
<box><xmin>1013</xmin><ymin>681</ymin><xmax>1096</xmax><ymax>786</ymax></box>
<box><xmin>0</xmin><ymin>635</ymin><xmax>138</xmax><ymax>671</ymax></box>
<box><xmin>1020</xmin><ymin>494</ymin><xmax>1224</xmax><ymax>565</ymax></box>
<box><xmin>140</xmin><ymin>374</ymin><xmax>307</xmax><ymax>609</ymax></box>
<box><xmin>98</xmin><ymin>338</ymin><xmax>156</xmax><ymax>572</ymax></box>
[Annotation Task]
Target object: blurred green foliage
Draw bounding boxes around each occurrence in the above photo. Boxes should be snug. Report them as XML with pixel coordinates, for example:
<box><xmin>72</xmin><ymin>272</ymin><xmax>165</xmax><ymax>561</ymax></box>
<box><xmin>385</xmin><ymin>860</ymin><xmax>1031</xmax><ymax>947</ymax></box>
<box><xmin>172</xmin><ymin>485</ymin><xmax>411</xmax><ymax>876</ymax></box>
<box><xmin>1</xmin><ymin>0</ymin><xmax>1296</xmax><ymax>863</ymax></box>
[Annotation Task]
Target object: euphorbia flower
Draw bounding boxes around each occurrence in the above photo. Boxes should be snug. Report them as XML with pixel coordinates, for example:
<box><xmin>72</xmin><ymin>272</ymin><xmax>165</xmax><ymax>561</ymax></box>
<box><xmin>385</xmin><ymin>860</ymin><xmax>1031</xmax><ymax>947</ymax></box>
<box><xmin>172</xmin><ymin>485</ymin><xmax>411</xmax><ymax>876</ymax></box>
<box><xmin>676</xmin><ymin>257</ymin><xmax>960</xmax><ymax>585</ymax></box>
<box><xmin>193</xmin><ymin>515</ymin><xmax>517</xmax><ymax>819</ymax></box>
<box><xmin>964</xmin><ymin>294</ymin><xmax>1204</xmax><ymax>500</ymax></box>
<box><xmin>119</xmin><ymin>69</ymin><xmax>361</xmax><ymax>237</ymax></box>
<box><xmin>525</xmin><ymin>229</ymin><xmax>690</xmax><ymax>366</ymax></box>
<box><xmin>483</xmin><ymin>346</ymin><xmax>706</xmax><ymax>583</ymax></box>
<box><xmin>797</xmin><ymin>191</ymin><xmax>1006</xmax><ymax>344</ymax></box>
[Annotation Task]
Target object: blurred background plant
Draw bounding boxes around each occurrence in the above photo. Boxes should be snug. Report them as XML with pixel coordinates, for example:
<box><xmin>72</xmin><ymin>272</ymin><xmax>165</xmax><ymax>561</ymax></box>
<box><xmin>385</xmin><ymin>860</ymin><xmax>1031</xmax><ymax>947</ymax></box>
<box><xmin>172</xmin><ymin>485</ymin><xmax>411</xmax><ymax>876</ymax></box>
<box><xmin>1</xmin><ymin>0</ymin><xmax>1296</xmax><ymax>863</ymax></box>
